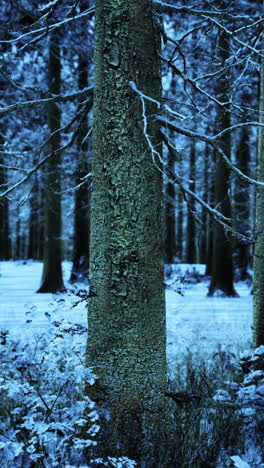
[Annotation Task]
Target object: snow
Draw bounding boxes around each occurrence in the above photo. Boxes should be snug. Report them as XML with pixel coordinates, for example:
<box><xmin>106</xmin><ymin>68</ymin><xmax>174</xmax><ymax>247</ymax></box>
<box><xmin>230</xmin><ymin>455</ymin><xmax>251</xmax><ymax>468</ymax></box>
<box><xmin>0</xmin><ymin>261</ymin><xmax>253</xmax><ymax>374</ymax></box>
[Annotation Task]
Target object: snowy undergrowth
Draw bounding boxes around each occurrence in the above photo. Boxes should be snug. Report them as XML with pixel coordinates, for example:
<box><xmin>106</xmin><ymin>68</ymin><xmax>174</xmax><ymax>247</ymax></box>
<box><xmin>168</xmin><ymin>343</ymin><xmax>264</xmax><ymax>467</ymax></box>
<box><xmin>0</xmin><ymin>298</ymin><xmax>135</xmax><ymax>468</ymax></box>
<box><xmin>0</xmin><ymin>262</ymin><xmax>258</xmax><ymax>467</ymax></box>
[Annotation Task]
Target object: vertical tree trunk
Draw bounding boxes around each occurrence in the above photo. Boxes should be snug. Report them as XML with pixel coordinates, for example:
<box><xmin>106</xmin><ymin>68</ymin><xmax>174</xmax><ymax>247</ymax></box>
<box><xmin>200</xmin><ymin>143</ymin><xmax>209</xmax><ymax>265</ymax></box>
<box><xmin>185</xmin><ymin>143</ymin><xmax>196</xmax><ymax>264</ymax></box>
<box><xmin>208</xmin><ymin>32</ymin><xmax>237</xmax><ymax>297</ymax></box>
<box><xmin>253</xmin><ymin>32</ymin><xmax>264</xmax><ymax>346</ymax></box>
<box><xmin>37</xmin><ymin>31</ymin><xmax>64</xmax><ymax>293</ymax></box>
<box><xmin>0</xmin><ymin>136</ymin><xmax>11</xmax><ymax>260</ymax></box>
<box><xmin>28</xmin><ymin>175</ymin><xmax>44</xmax><ymax>260</ymax></box>
<box><xmin>176</xmin><ymin>189</ymin><xmax>184</xmax><ymax>261</ymax></box>
<box><xmin>70</xmin><ymin>54</ymin><xmax>90</xmax><ymax>283</ymax></box>
<box><xmin>205</xmin><ymin>142</ymin><xmax>215</xmax><ymax>276</ymax></box>
<box><xmin>86</xmin><ymin>1</ymin><xmax>173</xmax><ymax>465</ymax></box>
<box><xmin>164</xmin><ymin>149</ymin><xmax>177</xmax><ymax>265</ymax></box>
<box><xmin>233</xmin><ymin>127</ymin><xmax>251</xmax><ymax>281</ymax></box>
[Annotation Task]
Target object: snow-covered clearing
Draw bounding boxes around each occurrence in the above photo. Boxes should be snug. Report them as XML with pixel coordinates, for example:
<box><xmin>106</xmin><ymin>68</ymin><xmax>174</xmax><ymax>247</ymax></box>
<box><xmin>0</xmin><ymin>261</ymin><xmax>253</xmax><ymax>373</ymax></box>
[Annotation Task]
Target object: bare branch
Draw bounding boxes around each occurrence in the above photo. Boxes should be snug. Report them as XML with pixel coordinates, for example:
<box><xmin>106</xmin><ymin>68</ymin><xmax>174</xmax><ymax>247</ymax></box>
<box><xmin>0</xmin><ymin>86</ymin><xmax>93</xmax><ymax>116</ymax></box>
<box><xmin>157</xmin><ymin>115</ymin><xmax>264</xmax><ymax>188</ymax></box>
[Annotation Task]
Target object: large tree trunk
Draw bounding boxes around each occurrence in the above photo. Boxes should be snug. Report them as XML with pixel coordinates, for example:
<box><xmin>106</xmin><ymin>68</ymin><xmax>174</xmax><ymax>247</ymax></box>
<box><xmin>86</xmin><ymin>1</ymin><xmax>173</xmax><ymax>465</ymax></box>
<box><xmin>253</xmin><ymin>33</ymin><xmax>264</xmax><ymax>347</ymax></box>
<box><xmin>208</xmin><ymin>32</ymin><xmax>237</xmax><ymax>297</ymax></box>
<box><xmin>37</xmin><ymin>31</ymin><xmax>64</xmax><ymax>293</ymax></box>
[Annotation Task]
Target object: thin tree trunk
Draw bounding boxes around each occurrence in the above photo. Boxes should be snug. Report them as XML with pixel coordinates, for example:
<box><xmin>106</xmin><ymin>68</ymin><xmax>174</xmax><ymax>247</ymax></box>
<box><xmin>233</xmin><ymin>127</ymin><xmax>251</xmax><ymax>281</ymax></box>
<box><xmin>86</xmin><ymin>1</ymin><xmax>173</xmax><ymax>465</ymax></box>
<box><xmin>37</xmin><ymin>31</ymin><xmax>64</xmax><ymax>293</ymax></box>
<box><xmin>0</xmin><ymin>135</ymin><xmax>11</xmax><ymax>260</ymax></box>
<box><xmin>208</xmin><ymin>32</ymin><xmax>237</xmax><ymax>297</ymax></box>
<box><xmin>28</xmin><ymin>175</ymin><xmax>44</xmax><ymax>260</ymax></box>
<box><xmin>70</xmin><ymin>55</ymin><xmax>90</xmax><ymax>283</ymax></box>
<box><xmin>253</xmin><ymin>31</ymin><xmax>264</xmax><ymax>346</ymax></box>
<box><xmin>185</xmin><ymin>143</ymin><xmax>196</xmax><ymax>264</ymax></box>
<box><xmin>164</xmin><ymin>149</ymin><xmax>177</xmax><ymax>265</ymax></box>
<box><xmin>176</xmin><ymin>189</ymin><xmax>183</xmax><ymax>261</ymax></box>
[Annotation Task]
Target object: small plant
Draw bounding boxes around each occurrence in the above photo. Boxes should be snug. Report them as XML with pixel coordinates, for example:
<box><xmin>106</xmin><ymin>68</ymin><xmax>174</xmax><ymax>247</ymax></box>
<box><xmin>0</xmin><ymin>321</ymin><xmax>135</xmax><ymax>468</ymax></box>
<box><xmin>168</xmin><ymin>345</ymin><xmax>244</xmax><ymax>467</ymax></box>
<box><xmin>215</xmin><ymin>346</ymin><xmax>264</xmax><ymax>467</ymax></box>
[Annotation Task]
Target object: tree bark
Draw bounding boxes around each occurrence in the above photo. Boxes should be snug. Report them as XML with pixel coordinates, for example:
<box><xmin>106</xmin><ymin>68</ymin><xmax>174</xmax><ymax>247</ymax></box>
<box><xmin>37</xmin><ymin>31</ymin><xmax>64</xmax><ymax>293</ymax></box>
<box><xmin>86</xmin><ymin>1</ymin><xmax>173</xmax><ymax>465</ymax></box>
<box><xmin>253</xmin><ymin>32</ymin><xmax>264</xmax><ymax>346</ymax></box>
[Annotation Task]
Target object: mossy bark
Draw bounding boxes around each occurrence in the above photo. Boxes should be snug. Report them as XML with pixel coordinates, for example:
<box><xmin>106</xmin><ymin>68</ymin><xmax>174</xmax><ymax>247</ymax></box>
<box><xmin>86</xmin><ymin>1</ymin><xmax>173</xmax><ymax>465</ymax></box>
<box><xmin>253</xmin><ymin>34</ymin><xmax>264</xmax><ymax>346</ymax></box>
<box><xmin>37</xmin><ymin>32</ymin><xmax>64</xmax><ymax>293</ymax></box>
<box><xmin>208</xmin><ymin>32</ymin><xmax>237</xmax><ymax>297</ymax></box>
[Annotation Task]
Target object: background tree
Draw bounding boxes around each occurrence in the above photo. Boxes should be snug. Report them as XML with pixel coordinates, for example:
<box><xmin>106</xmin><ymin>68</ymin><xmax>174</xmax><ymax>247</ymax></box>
<box><xmin>233</xmin><ymin>125</ymin><xmax>251</xmax><ymax>281</ymax></box>
<box><xmin>70</xmin><ymin>4</ymin><xmax>92</xmax><ymax>283</ymax></box>
<box><xmin>208</xmin><ymin>31</ymin><xmax>237</xmax><ymax>297</ymax></box>
<box><xmin>0</xmin><ymin>135</ymin><xmax>11</xmax><ymax>260</ymax></box>
<box><xmin>37</xmin><ymin>30</ymin><xmax>65</xmax><ymax>293</ymax></box>
<box><xmin>253</xmin><ymin>31</ymin><xmax>264</xmax><ymax>347</ymax></box>
<box><xmin>185</xmin><ymin>143</ymin><xmax>197</xmax><ymax>264</ymax></box>
<box><xmin>28</xmin><ymin>173</ymin><xmax>44</xmax><ymax>260</ymax></box>
<box><xmin>86</xmin><ymin>0</ymin><xmax>173</xmax><ymax>464</ymax></box>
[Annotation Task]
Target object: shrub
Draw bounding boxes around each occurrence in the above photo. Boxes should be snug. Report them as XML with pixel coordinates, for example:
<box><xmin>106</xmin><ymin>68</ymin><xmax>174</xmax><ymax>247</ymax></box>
<box><xmin>168</xmin><ymin>345</ymin><xmax>244</xmax><ymax>467</ymax></box>
<box><xmin>0</xmin><ymin>324</ymin><xmax>135</xmax><ymax>468</ymax></box>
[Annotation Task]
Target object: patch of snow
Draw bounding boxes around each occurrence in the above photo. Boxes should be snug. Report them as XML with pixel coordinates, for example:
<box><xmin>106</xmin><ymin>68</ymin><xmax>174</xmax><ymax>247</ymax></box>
<box><xmin>230</xmin><ymin>455</ymin><xmax>251</xmax><ymax>468</ymax></box>
<box><xmin>0</xmin><ymin>261</ymin><xmax>253</xmax><ymax>377</ymax></box>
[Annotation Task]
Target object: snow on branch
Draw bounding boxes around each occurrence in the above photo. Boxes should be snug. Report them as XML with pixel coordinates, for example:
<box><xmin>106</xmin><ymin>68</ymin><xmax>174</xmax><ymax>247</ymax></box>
<box><xmin>153</xmin><ymin>1</ymin><xmax>258</xmax><ymax>22</ymax></box>
<box><xmin>0</xmin><ymin>6</ymin><xmax>95</xmax><ymax>44</ymax></box>
<box><xmin>157</xmin><ymin>115</ymin><xmax>264</xmax><ymax>188</ymax></box>
<box><xmin>0</xmin><ymin>87</ymin><xmax>94</xmax><ymax>116</ymax></box>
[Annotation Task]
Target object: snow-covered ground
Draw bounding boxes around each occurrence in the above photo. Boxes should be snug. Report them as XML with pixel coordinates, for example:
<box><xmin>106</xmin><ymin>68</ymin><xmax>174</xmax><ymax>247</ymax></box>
<box><xmin>0</xmin><ymin>261</ymin><xmax>253</xmax><ymax>374</ymax></box>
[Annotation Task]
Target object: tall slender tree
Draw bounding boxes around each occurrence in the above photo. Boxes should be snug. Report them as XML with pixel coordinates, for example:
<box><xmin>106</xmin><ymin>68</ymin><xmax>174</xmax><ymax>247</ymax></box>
<box><xmin>164</xmin><ymin>149</ymin><xmax>177</xmax><ymax>265</ymax></box>
<box><xmin>208</xmin><ymin>31</ymin><xmax>237</xmax><ymax>297</ymax></box>
<box><xmin>37</xmin><ymin>31</ymin><xmax>65</xmax><ymax>293</ymax></box>
<box><xmin>186</xmin><ymin>143</ymin><xmax>196</xmax><ymax>264</ymax></box>
<box><xmin>0</xmin><ymin>135</ymin><xmax>11</xmax><ymax>260</ymax></box>
<box><xmin>70</xmin><ymin>55</ymin><xmax>91</xmax><ymax>283</ymax></box>
<box><xmin>233</xmin><ymin>126</ymin><xmax>251</xmax><ymax>281</ymax></box>
<box><xmin>86</xmin><ymin>0</ymin><xmax>173</xmax><ymax>464</ymax></box>
<box><xmin>28</xmin><ymin>174</ymin><xmax>44</xmax><ymax>260</ymax></box>
<box><xmin>253</xmin><ymin>32</ymin><xmax>264</xmax><ymax>347</ymax></box>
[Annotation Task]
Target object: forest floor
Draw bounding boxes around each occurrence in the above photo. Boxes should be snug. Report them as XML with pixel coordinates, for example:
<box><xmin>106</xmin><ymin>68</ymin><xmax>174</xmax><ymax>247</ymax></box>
<box><xmin>0</xmin><ymin>260</ymin><xmax>253</xmax><ymax>374</ymax></box>
<box><xmin>1</xmin><ymin>261</ymin><xmax>262</xmax><ymax>468</ymax></box>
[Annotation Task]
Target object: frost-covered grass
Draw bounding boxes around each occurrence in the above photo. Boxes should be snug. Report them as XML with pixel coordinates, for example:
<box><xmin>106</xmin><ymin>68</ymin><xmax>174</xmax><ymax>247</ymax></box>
<box><xmin>0</xmin><ymin>261</ymin><xmax>261</xmax><ymax>467</ymax></box>
<box><xmin>168</xmin><ymin>343</ymin><xmax>264</xmax><ymax>467</ymax></box>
